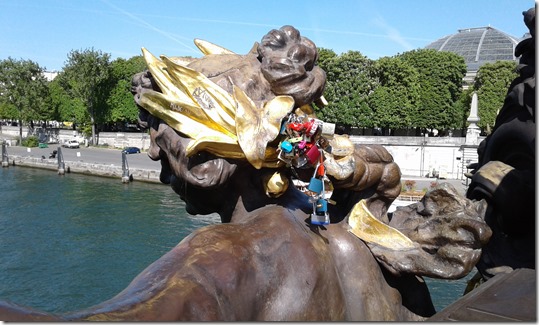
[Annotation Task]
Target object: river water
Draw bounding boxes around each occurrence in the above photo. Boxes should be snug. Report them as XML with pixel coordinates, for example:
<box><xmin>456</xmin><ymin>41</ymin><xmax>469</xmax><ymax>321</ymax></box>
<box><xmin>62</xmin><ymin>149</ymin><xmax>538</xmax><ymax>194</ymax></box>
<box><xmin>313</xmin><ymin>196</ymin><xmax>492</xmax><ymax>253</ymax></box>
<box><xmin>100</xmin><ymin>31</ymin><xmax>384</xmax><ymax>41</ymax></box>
<box><xmin>0</xmin><ymin>166</ymin><xmax>471</xmax><ymax>315</ymax></box>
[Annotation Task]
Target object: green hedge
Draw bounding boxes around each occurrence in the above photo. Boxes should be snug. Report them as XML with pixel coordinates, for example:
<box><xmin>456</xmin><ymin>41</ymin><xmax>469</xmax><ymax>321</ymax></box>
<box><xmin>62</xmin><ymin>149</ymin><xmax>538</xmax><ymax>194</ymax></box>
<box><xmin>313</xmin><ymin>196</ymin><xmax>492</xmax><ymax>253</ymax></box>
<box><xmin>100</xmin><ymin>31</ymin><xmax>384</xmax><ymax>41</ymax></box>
<box><xmin>22</xmin><ymin>136</ymin><xmax>39</xmax><ymax>147</ymax></box>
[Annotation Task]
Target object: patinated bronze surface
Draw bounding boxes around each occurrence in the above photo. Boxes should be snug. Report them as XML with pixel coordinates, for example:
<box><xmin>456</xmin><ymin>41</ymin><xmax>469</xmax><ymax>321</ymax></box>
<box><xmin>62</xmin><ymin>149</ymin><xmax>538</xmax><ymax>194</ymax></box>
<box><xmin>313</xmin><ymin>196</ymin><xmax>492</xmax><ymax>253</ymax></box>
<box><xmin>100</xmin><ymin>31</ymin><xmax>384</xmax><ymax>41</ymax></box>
<box><xmin>466</xmin><ymin>8</ymin><xmax>535</xmax><ymax>281</ymax></box>
<box><xmin>0</xmin><ymin>25</ymin><xmax>491</xmax><ymax>321</ymax></box>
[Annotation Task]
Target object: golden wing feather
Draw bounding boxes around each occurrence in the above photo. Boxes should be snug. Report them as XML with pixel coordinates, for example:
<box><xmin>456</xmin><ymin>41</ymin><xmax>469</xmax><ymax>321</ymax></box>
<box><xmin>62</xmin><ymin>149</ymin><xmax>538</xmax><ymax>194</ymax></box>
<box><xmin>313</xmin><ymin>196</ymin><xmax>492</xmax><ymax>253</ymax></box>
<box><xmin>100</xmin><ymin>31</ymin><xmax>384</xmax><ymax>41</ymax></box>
<box><xmin>139</xmin><ymin>91</ymin><xmax>236</xmax><ymax>144</ymax></box>
<box><xmin>138</xmin><ymin>47</ymin><xmax>296</xmax><ymax>169</ymax></box>
<box><xmin>234</xmin><ymin>86</ymin><xmax>294</xmax><ymax>169</ymax></box>
<box><xmin>194</xmin><ymin>39</ymin><xmax>236</xmax><ymax>55</ymax></box>
<box><xmin>160</xmin><ymin>56</ymin><xmax>237</xmax><ymax>136</ymax></box>
<box><xmin>141</xmin><ymin>48</ymin><xmax>192</xmax><ymax>103</ymax></box>
<box><xmin>348</xmin><ymin>200</ymin><xmax>415</xmax><ymax>250</ymax></box>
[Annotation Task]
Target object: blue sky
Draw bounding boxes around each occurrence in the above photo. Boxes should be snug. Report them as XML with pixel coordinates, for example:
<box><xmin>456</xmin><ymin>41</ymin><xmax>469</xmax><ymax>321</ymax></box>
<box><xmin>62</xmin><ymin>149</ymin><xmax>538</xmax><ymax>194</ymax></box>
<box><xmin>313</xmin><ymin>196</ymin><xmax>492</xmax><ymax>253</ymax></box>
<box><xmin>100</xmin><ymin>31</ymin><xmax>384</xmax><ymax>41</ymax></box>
<box><xmin>0</xmin><ymin>0</ymin><xmax>534</xmax><ymax>72</ymax></box>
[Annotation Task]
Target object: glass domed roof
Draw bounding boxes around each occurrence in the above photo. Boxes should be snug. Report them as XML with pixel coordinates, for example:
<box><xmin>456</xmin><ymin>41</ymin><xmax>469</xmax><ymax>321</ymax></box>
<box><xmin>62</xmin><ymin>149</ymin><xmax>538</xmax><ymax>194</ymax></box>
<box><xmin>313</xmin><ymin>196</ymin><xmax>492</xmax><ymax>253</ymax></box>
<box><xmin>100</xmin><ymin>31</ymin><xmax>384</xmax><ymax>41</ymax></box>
<box><xmin>425</xmin><ymin>27</ymin><xmax>521</xmax><ymax>71</ymax></box>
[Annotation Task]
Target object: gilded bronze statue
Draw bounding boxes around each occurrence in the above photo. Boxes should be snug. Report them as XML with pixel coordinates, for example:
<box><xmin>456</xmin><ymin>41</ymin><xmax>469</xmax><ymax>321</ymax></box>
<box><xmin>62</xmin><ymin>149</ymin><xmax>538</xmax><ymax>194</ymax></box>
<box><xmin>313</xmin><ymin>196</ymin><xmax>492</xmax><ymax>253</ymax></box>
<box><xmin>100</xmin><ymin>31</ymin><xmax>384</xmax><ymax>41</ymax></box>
<box><xmin>0</xmin><ymin>25</ymin><xmax>491</xmax><ymax>321</ymax></box>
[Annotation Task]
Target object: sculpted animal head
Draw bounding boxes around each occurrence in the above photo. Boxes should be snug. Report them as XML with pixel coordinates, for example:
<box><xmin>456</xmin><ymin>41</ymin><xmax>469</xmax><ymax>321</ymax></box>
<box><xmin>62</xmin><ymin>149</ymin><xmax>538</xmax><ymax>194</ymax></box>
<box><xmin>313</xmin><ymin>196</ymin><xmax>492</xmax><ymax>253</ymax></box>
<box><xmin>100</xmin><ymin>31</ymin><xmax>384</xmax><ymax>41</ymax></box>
<box><xmin>366</xmin><ymin>183</ymin><xmax>491</xmax><ymax>279</ymax></box>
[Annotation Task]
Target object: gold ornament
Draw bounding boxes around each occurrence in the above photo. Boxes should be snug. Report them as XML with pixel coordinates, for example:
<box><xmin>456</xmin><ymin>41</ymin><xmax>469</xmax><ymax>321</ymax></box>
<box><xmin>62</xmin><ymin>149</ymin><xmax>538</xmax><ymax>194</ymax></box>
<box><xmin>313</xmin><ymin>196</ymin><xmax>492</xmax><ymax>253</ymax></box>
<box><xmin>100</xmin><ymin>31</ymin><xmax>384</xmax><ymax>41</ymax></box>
<box><xmin>263</xmin><ymin>171</ymin><xmax>290</xmax><ymax>198</ymax></box>
<box><xmin>138</xmin><ymin>45</ymin><xmax>295</xmax><ymax>169</ymax></box>
<box><xmin>348</xmin><ymin>199</ymin><xmax>415</xmax><ymax>250</ymax></box>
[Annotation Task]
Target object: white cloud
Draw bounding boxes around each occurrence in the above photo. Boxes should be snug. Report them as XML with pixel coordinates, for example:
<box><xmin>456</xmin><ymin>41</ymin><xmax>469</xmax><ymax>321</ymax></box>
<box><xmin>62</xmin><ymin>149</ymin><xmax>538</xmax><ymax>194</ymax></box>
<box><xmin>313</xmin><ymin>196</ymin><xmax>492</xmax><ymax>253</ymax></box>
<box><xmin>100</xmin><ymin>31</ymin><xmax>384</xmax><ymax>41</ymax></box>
<box><xmin>99</xmin><ymin>0</ymin><xmax>199</xmax><ymax>54</ymax></box>
<box><xmin>371</xmin><ymin>15</ymin><xmax>415</xmax><ymax>51</ymax></box>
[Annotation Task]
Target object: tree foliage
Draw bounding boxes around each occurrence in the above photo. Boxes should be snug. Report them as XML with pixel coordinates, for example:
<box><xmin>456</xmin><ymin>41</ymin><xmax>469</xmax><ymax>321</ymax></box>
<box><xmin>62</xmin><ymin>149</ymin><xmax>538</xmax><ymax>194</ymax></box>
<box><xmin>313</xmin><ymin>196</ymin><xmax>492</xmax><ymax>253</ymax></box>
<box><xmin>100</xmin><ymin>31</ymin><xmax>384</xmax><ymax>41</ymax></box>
<box><xmin>0</xmin><ymin>101</ymin><xmax>18</xmax><ymax>120</ymax></box>
<box><xmin>0</xmin><ymin>41</ymin><xmax>519</xmax><ymax>141</ymax></box>
<box><xmin>398</xmin><ymin>49</ymin><xmax>467</xmax><ymax>131</ymax></box>
<box><xmin>48</xmin><ymin>76</ymin><xmax>87</xmax><ymax>126</ymax></box>
<box><xmin>315</xmin><ymin>49</ymin><xmax>376</xmax><ymax>130</ymax></box>
<box><xmin>0</xmin><ymin>57</ymin><xmax>50</xmax><ymax>139</ymax></box>
<box><xmin>316</xmin><ymin>48</ymin><xmax>468</xmax><ymax>134</ymax></box>
<box><xmin>368</xmin><ymin>56</ymin><xmax>421</xmax><ymax>133</ymax></box>
<box><xmin>60</xmin><ymin>48</ymin><xmax>111</xmax><ymax>143</ymax></box>
<box><xmin>106</xmin><ymin>56</ymin><xmax>147</xmax><ymax>126</ymax></box>
<box><xmin>452</xmin><ymin>87</ymin><xmax>475</xmax><ymax>131</ymax></box>
<box><xmin>473</xmin><ymin>60</ymin><xmax>518</xmax><ymax>130</ymax></box>
<box><xmin>316</xmin><ymin>47</ymin><xmax>337</xmax><ymax>71</ymax></box>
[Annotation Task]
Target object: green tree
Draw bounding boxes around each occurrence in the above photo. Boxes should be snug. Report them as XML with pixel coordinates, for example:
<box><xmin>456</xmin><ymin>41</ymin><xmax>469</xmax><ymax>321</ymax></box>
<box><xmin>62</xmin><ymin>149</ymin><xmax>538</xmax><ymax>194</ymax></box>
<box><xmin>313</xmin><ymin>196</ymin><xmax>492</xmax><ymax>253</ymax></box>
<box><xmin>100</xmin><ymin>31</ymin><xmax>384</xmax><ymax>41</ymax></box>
<box><xmin>398</xmin><ymin>49</ymin><xmax>467</xmax><ymax>133</ymax></box>
<box><xmin>316</xmin><ymin>47</ymin><xmax>338</xmax><ymax>72</ymax></box>
<box><xmin>49</xmin><ymin>76</ymin><xmax>87</xmax><ymax>127</ymax></box>
<box><xmin>473</xmin><ymin>60</ymin><xmax>518</xmax><ymax>132</ymax></box>
<box><xmin>315</xmin><ymin>50</ymin><xmax>376</xmax><ymax>132</ymax></box>
<box><xmin>368</xmin><ymin>56</ymin><xmax>421</xmax><ymax>134</ymax></box>
<box><xmin>314</xmin><ymin>47</ymin><xmax>338</xmax><ymax>123</ymax></box>
<box><xmin>0</xmin><ymin>57</ymin><xmax>50</xmax><ymax>141</ymax></box>
<box><xmin>0</xmin><ymin>102</ymin><xmax>18</xmax><ymax>120</ymax></box>
<box><xmin>60</xmin><ymin>48</ymin><xmax>111</xmax><ymax>144</ymax></box>
<box><xmin>452</xmin><ymin>87</ymin><xmax>475</xmax><ymax>132</ymax></box>
<box><xmin>106</xmin><ymin>56</ymin><xmax>147</xmax><ymax>128</ymax></box>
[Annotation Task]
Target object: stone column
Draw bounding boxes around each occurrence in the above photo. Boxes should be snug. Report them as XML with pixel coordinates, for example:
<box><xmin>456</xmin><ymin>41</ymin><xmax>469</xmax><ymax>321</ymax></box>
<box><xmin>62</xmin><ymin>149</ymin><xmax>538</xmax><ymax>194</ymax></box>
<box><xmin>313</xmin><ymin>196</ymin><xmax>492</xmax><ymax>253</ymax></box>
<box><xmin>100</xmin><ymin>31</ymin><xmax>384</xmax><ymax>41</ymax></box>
<box><xmin>465</xmin><ymin>92</ymin><xmax>481</xmax><ymax>145</ymax></box>
<box><xmin>459</xmin><ymin>92</ymin><xmax>480</xmax><ymax>183</ymax></box>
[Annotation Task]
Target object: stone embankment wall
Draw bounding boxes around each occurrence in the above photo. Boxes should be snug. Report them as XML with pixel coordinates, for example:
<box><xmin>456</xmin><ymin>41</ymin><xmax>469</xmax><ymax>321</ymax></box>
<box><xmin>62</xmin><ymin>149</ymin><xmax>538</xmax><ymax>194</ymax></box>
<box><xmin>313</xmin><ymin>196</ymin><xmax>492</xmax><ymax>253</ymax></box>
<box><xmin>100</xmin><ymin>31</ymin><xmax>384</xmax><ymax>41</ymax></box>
<box><xmin>0</xmin><ymin>127</ymin><xmax>151</xmax><ymax>150</ymax></box>
<box><xmin>350</xmin><ymin>135</ymin><xmax>483</xmax><ymax>180</ymax></box>
<box><xmin>2</xmin><ymin>126</ymin><xmax>484</xmax><ymax>180</ymax></box>
<box><xmin>7</xmin><ymin>155</ymin><xmax>162</xmax><ymax>184</ymax></box>
<box><xmin>97</xmin><ymin>132</ymin><xmax>151</xmax><ymax>150</ymax></box>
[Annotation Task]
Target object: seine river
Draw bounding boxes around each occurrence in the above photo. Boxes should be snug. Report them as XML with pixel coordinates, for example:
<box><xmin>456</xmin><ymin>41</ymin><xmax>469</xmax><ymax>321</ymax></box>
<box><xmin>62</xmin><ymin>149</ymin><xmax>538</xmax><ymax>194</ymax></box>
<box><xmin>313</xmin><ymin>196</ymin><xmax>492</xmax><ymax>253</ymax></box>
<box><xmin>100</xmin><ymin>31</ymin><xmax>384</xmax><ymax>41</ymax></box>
<box><xmin>0</xmin><ymin>166</ymin><xmax>471</xmax><ymax>316</ymax></box>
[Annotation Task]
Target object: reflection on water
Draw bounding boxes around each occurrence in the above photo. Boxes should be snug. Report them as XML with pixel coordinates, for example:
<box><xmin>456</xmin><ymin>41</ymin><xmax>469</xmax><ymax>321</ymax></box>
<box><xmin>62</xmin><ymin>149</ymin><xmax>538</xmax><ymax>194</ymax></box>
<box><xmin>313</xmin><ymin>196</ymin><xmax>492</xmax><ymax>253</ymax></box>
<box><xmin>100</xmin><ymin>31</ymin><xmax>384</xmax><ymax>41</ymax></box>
<box><xmin>0</xmin><ymin>166</ymin><xmax>219</xmax><ymax>313</ymax></box>
<box><xmin>0</xmin><ymin>166</ymin><xmax>470</xmax><ymax>315</ymax></box>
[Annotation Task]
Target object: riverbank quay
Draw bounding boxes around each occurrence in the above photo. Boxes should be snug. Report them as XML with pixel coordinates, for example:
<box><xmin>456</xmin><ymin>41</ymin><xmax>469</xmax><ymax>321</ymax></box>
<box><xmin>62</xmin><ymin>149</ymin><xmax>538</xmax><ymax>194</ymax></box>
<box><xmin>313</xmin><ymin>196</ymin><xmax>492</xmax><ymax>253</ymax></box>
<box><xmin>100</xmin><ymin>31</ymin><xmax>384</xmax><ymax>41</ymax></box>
<box><xmin>1</xmin><ymin>125</ymin><xmax>480</xmax><ymax>180</ymax></box>
<box><xmin>3</xmin><ymin>145</ymin><xmax>163</xmax><ymax>184</ymax></box>
<box><xmin>2</xmin><ymin>144</ymin><xmax>468</xmax><ymax>193</ymax></box>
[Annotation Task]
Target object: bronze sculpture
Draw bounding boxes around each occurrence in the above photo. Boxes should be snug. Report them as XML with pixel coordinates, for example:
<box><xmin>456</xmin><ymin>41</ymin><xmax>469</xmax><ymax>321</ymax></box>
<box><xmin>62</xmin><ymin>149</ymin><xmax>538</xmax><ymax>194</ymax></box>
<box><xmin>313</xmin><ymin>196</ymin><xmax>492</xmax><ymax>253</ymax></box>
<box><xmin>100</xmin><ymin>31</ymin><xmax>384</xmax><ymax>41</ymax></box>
<box><xmin>0</xmin><ymin>25</ymin><xmax>491</xmax><ymax>321</ymax></box>
<box><xmin>465</xmin><ymin>8</ymin><xmax>535</xmax><ymax>286</ymax></box>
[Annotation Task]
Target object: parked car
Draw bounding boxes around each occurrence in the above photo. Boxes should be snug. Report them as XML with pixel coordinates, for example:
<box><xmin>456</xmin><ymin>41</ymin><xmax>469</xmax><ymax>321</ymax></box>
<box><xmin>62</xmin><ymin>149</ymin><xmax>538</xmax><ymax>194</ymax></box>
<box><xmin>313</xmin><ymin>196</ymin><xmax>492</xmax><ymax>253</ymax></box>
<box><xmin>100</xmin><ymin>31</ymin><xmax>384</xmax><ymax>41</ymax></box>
<box><xmin>62</xmin><ymin>140</ymin><xmax>80</xmax><ymax>149</ymax></box>
<box><xmin>122</xmin><ymin>147</ymin><xmax>141</xmax><ymax>154</ymax></box>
